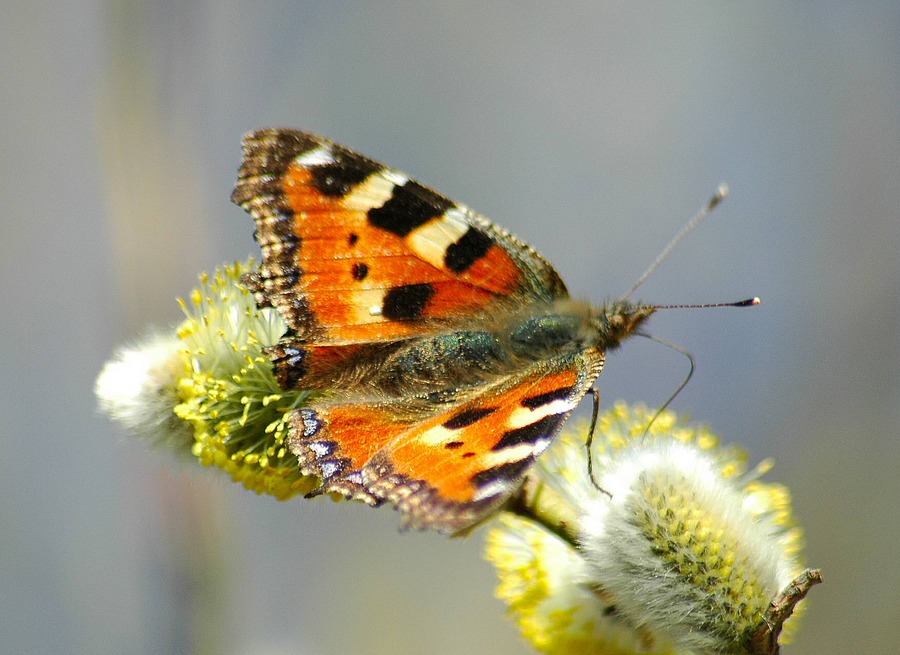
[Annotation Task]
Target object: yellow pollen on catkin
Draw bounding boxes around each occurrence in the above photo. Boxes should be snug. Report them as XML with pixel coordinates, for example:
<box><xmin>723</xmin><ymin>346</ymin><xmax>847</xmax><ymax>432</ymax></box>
<box><xmin>168</xmin><ymin>260</ymin><xmax>321</xmax><ymax>500</ymax></box>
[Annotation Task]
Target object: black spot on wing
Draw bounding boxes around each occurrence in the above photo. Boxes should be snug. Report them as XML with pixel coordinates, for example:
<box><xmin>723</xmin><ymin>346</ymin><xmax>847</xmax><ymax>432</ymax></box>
<box><xmin>381</xmin><ymin>283</ymin><xmax>435</xmax><ymax>321</ymax></box>
<box><xmin>348</xmin><ymin>233</ymin><xmax>359</xmax><ymax>245</ymax></box>
<box><xmin>368</xmin><ymin>181</ymin><xmax>454</xmax><ymax>237</ymax></box>
<box><xmin>492</xmin><ymin>415</ymin><xmax>561</xmax><ymax>451</ymax></box>
<box><xmin>443</xmin><ymin>406</ymin><xmax>498</xmax><ymax>430</ymax></box>
<box><xmin>521</xmin><ymin>386</ymin><xmax>574</xmax><ymax>409</ymax></box>
<box><xmin>444</xmin><ymin>227</ymin><xmax>493</xmax><ymax>273</ymax></box>
<box><xmin>470</xmin><ymin>457</ymin><xmax>534</xmax><ymax>489</ymax></box>
<box><xmin>444</xmin><ymin>441</ymin><xmax>464</xmax><ymax>450</ymax></box>
<box><xmin>352</xmin><ymin>262</ymin><xmax>369</xmax><ymax>280</ymax></box>
<box><xmin>309</xmin><ymin>147</ymin><xmax>381</xmax><ymax>197</ymax></box>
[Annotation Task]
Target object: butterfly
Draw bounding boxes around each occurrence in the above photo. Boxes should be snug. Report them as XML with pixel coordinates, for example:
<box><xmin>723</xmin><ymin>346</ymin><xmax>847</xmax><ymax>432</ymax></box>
<box><xmin>231</xmin><ymin>129</ymin><xmax>655</xmax><ymax>534</ymax></box>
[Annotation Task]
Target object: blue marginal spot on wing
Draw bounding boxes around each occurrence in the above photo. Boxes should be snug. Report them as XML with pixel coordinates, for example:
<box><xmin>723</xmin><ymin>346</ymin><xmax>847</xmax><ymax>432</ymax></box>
<box><xmin>296</xmin><ymin>408</ymin><xmax>322</xmax><ymax>438</ymax></box>
<box><xmin>270</xmin><ymin>344</ymin><xmax>309</xmax><ymax>388</ymax></box>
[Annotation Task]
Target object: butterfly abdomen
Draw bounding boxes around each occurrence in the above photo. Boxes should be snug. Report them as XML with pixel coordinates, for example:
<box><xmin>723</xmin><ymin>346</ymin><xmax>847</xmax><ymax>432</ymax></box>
<box><xmin>375</xmin><ymin>330</ymin><xmax>509</xmax><ymax>390</ymax></box>
<box><xmin>355</xmin><ymin>304</ymin><xmax>606</xmax><ymax>395</ymax></box>
<box><xmin>507</xmin><ymin>311</ymin><xmax>592</xmax><ymax>356</ymax></box>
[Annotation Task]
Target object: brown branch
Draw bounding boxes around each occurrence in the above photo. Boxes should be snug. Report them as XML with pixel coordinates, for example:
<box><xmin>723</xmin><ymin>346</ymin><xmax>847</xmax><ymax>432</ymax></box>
<box><xmin>747</xmin><ymin>569</ymin><xmax>824</xmax><ymax>655</ymax></box>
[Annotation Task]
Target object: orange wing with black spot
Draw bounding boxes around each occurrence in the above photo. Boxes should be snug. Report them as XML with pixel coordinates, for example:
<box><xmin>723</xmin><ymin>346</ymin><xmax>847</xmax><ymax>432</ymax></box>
<box><xmin>231</xmin><ymin>129</ymin><xmax>568</xmax><ymax>346</ymax></box>
<box><xmin>286</xmin><ymin>347</ymin><xmax>604</xmax><ymax>533</ymax></box>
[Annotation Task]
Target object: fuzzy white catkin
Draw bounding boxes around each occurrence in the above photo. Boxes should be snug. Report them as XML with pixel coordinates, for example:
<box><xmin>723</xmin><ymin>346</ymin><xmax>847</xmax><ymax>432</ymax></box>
<box><xmin>95</xmin><ymin>334</ymin><xmax>192</xmax><ymax>452</ymax></box>
<box><xmin>579</xmin><ymin>441</ymin><xmax>795</xmax><ymax>653</ymax></box>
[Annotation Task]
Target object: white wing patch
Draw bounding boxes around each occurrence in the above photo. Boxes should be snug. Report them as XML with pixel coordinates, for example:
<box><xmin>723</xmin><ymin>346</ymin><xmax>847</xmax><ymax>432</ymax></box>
<box><xmin>407</xmin><ymin>207</ymin><xmax>471</xmax><ymax>269</ymax></box>
<box><xmin>343</xmin><ymin>170</ymin><xmax>408</xmax><ymax>212</ymax></box>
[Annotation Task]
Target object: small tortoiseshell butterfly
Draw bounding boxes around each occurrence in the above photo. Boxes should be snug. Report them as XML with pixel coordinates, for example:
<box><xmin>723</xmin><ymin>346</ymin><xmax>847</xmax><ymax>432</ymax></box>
<box><xmin>232</xmin><ymin>129</ymin><xmax>656</xmax><ymax>534</ymax></box>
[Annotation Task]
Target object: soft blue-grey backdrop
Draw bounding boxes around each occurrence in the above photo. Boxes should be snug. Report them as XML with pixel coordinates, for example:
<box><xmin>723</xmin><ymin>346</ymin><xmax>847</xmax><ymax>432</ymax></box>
<box><xmin>3</xmin><ymin>3</ymin><xmax>898</xmax><ymax>654</ymax></box>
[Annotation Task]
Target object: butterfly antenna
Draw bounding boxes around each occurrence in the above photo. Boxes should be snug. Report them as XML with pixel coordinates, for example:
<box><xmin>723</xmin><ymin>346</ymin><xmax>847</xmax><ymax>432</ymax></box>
<box><xmin>584</xmin><ymin>296</ymin><xmax>758</xmax><ymax>494</ymax></box>
<box><xmin>585</xmin><ymin>388</ymin><xmax>612</xmax><ymax>497</ymax></box>
<box><xmin>624</xmin><ymin>183</ymin><xmax>730</xmax><ymax>300</ymax></box>
<box><xmin>652</xmin><ymin>297</ymin><xmax>761</xmax><ymax>310</ymax></box>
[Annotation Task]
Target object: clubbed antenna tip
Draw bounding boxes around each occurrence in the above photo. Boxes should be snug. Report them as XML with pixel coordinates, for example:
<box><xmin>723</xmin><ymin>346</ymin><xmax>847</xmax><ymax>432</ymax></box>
<box><xmin>624</xmin><ymin>183</ymin><xmax>732</xmax><ymax>299</ymax></box>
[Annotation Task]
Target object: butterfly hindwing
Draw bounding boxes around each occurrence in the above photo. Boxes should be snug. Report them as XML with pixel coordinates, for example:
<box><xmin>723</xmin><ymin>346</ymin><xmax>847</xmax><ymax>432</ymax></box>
<box><xmin>286</xmin><ymin>346</ymin><xmax>604</xmax><ymax>533</ymax></box>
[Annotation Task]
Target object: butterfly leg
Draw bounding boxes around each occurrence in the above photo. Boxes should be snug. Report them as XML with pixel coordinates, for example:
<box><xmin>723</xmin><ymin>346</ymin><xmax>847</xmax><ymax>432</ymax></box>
<box><xmin>585</xmin><ymin>387</ymin><xmax>611</xmax><ymax>498</ymax></box>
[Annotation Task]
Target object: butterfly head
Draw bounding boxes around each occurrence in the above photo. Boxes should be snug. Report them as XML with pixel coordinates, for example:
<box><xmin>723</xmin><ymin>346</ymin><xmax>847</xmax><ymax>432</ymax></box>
<box><xmin>592</xmin><ymin>300</ymin><xmax>656</xmax><ymax>350</ymax></box>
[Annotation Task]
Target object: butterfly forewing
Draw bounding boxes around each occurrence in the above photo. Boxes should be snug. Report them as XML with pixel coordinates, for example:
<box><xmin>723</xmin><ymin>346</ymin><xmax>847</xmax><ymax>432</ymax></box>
<box><xmin>232</xmin><ymin>129</ymin><xmax>567</xmax><ymax>345</ymax></box>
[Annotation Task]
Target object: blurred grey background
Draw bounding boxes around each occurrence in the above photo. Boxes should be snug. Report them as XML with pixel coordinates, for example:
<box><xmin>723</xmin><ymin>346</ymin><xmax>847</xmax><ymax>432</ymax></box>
<box><xmin>3</xmin><ymin>2</ymin><xmax>898</xmax><ymax>654</ymax></box>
